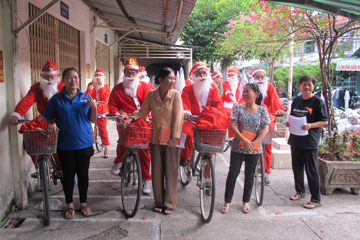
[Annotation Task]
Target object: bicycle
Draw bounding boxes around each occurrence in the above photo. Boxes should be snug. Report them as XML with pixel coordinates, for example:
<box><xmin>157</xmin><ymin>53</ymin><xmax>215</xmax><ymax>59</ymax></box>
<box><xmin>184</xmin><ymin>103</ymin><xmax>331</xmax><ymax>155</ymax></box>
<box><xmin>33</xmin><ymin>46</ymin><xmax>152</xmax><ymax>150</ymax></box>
<box><xmin>179</xmin><ymin>116</ymin><xmax>227</xmax><ymax>223</ymax></box>
<box><xmin>92</xmin><ymin>101</ymin><xmax>105</xmax><ymax>152</ymax></box>
<box><xmin>17</xmin><ymin>120</ymin><xmax>61</xmax><ymax>226</ymax></box>
<box><xmin>107</xmin><ymin>115</ymin><xmax>152</xmax><ymax>218</ymax></box>
<box><xmin>253</xmin><ymin>122</ymin><xmax>275</xmax><ymax>206</ymax></box>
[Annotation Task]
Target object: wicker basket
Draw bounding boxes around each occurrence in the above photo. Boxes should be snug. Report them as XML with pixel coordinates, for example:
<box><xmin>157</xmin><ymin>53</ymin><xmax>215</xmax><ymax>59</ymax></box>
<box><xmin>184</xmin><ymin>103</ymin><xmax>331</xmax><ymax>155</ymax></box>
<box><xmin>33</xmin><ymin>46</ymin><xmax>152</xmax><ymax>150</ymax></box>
<box><xmin>193</xmin><ymin>127</ymin><xmax>227</xmax><ymax>153</ymax></box>
<box><xmin>118</xmin><ymin>126</ymin><xmax>153</xmax><ymax>149</ymax></box>
<box><xmin>23</xmin><ymin>130</ymin><xmax>58</xmax><ymax>155</ymax></box>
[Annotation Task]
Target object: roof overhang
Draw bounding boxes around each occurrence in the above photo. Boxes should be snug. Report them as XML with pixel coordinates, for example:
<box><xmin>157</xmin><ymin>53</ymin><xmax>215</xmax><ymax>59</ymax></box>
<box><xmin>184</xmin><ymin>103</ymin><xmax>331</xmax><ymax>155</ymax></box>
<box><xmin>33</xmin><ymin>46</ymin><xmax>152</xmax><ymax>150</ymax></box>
<box><xmin>268</xmin><ymin>0</ymin><xmax>360</xmax><ymax>22</ymax></box>
<box><xmin>81</xmin><ymin>0</ymin><xmax>196</xmax><ymax>45</ymax></box>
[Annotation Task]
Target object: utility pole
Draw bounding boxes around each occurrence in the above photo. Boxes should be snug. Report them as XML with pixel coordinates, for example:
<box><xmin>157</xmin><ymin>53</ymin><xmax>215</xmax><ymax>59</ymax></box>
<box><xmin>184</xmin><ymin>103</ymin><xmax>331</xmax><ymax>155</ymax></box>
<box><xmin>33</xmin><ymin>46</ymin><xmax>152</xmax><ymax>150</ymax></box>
<box><xmin>285</xmin><ymin>32</ymin><xmax>294</xmax><ymax>140</ymax></box>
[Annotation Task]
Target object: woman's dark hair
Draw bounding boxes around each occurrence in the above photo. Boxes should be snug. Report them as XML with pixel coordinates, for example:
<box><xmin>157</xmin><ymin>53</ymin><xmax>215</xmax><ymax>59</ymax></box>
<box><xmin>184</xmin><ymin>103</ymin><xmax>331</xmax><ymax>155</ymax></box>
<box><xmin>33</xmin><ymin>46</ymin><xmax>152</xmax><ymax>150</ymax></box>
<box><xmin>245</xmin><ymin>82</ymin><xmax>263</xmax><ymax>105</ymax></box>
<box><xmin>62</xmin><ymin>67</ymin><xmax>79</xmax><ymax>80</ymax></box>
<box><xmin>299</xmin><ymin>75</ymin><xmax>315</xmax><ymax>86</ymax></box>
<box><xmin>154</xmin><ymin>67</ymin><xmax>175</xmax><ymax>85</ymax></box>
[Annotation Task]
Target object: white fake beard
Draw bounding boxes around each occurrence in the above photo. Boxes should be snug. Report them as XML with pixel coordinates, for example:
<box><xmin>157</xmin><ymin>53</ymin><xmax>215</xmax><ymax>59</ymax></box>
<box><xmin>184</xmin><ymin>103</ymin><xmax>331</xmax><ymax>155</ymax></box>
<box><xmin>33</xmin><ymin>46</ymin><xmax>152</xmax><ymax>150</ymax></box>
<box><xmin>253</xmin><ymin>79</ymin><xmax>268</xmax><ymax>100</ymax></box>
<box><xmin>40</xmin><ymin>77</ymin><xmax>60</xmax><ymax>100</ymax></box>
<box><xmin>93</xmin><ymin>77</ymin><xmax>105</xmax><ymax>92</ymax></box>
<box><xmin>140</xmin><ymin>76</ymin><xmax>150</xmax><ymax>83</ymax></box>
<box><xmin>228</xmin><ymin>77</ymin><xmax>238</xmax><ymax>95</ymax></box>
<box><xmin>123</xmin><ymin>76</ymin><xmax>140</xmax><ymax>98</ymax></box>
<box><xmin>193</xmin><ymin>76</ymin><xmax>211</xmax><ymax>106</ymax></box>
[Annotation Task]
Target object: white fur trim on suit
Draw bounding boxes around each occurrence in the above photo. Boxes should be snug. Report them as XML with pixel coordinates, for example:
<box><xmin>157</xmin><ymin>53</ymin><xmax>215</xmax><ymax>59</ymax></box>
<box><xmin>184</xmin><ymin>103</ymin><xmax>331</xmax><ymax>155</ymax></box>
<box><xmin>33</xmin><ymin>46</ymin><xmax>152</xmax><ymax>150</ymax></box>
<box><xmin>41</xmin><ymin>70</ymin><xmax>57</xmax><ymax>75</ymax></box>
<box><xmin>11</xmin><ymin>112</ymin><xmax>22</xmax><ymax>119</ymax></box>
<box><xmin>124</xmin><ymin>65</ymin><xmax>139</xmax><ymax>70</ymax></box>
<box><xmin>251</xmin><ymin>69</ymin><xmax>266</xmax><ymax>77</ymax></box>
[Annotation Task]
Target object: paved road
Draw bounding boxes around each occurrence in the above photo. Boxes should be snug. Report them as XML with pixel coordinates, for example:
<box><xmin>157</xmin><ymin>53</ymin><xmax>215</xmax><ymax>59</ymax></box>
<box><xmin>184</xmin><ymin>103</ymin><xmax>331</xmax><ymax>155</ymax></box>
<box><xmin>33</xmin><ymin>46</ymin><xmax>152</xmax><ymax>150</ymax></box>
<box><xmin>1</xmin><ymin>121</ymin><xmax>359</xmax><ymax>240</ymax></box>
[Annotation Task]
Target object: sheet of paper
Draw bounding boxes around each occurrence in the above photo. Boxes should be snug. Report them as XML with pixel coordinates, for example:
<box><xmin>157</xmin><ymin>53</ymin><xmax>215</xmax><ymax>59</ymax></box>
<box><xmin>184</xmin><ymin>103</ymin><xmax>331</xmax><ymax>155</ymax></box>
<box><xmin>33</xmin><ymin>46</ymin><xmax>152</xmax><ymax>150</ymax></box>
<box><xmin>176</xmin><ymin>133</ymin><xmax>187</xmax><ymax>149</ymax></box>
<box><xmin>288</xmin><ymin>115</ymin><xmax>308</xmax><ymax>136</ymax></box>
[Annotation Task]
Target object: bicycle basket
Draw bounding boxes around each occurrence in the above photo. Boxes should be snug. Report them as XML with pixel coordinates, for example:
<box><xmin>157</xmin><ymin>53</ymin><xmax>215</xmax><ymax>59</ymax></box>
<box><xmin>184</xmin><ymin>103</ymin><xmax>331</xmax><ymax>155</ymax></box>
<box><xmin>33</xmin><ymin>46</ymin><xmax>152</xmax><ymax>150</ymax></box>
<box><xmin>22</xmin><ymin>130</ymin><xmax>58</xmax><ymax>155</ymax></box>
<box><xmin>193</xmin><ymin>127</ymin><xmax>227</xmax><ymax>153</ymax></box>
<box><xmin>261</xmin><ymin>123</ymin><xmax>275</xmax><ymax>145</ymax></box>
<box><xmin>118</xmin><ymin>126</ymin><xmax>153</xmax><ymax>149</ymax></box>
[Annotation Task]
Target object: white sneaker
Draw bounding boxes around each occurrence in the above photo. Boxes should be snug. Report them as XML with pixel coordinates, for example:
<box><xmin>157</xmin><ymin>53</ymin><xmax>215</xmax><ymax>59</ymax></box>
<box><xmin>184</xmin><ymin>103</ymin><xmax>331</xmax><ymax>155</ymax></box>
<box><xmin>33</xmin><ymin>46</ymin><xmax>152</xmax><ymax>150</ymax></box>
<box><xmin>142</xmin><ymin>180</ymin><xmax>151</xmax><ymax>195</ymax></box>
<box><xmin>111</xmin><ymin>163</ymin><xmax>122</xmax><ymax>175</ymax></box>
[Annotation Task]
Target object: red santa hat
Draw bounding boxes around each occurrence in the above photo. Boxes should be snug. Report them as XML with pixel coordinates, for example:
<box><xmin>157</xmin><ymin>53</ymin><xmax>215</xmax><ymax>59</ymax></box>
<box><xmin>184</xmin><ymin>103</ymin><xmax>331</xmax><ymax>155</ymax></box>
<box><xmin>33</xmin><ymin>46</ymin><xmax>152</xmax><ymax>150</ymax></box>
<box><xmin>228</xmin><ymin>67</ymin><xmax>238</xmax><ymax>75</ymax></box>
<box><xmin>189</xmin><ymin>61</ymin><xmax>207</xmax><ymax>76</ymax></box>
<box><xmin>95</xmin><ymin>68</ymin><xmax>105</xmax><ymax>77</ymax></box>
<box><xmin>41</xmin><ymin>60</ymin><xmax>57</xmax><ymax>75</ymax></box>
<box><xmin>124</xmin><ymin>58</ymin><xmax>139</xmax><ymax>70</ymax></box>
<box><xmin>213</xmin><ymin>71</ymin><xmax>221</xmax><ymax>78</ymax></box>
<box><xmin>250</xmin><ymin>66</ymin><xmax>266</xmax><ymax>77</ymax></box>
<box><xmin>139</xmin><ymin>66</ymin><xmax>147</xmax><ymax>76</ymax></box>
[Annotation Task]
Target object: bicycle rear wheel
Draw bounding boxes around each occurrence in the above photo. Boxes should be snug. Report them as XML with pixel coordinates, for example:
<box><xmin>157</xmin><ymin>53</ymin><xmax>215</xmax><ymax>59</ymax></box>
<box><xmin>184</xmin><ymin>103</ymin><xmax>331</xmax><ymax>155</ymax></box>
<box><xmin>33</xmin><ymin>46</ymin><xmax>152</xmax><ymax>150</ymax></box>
<box><xmin>39</xmin><ymin>157</ymin><xmax>50</xmax><ymax>226</ymax></box>
<box><xmin>199</xmin><ymin>156</ymin><xmax>215</xmax><ymax>223</ymax></box>
<box><xmin>121</xmin><ymin>153</ymin><xmax>142</xmax><ymax>218</ymax></box>
<box><xmin>254</xmin><ymin>152</ymin><xmax>265</xmax><ymax>206</ymax></box>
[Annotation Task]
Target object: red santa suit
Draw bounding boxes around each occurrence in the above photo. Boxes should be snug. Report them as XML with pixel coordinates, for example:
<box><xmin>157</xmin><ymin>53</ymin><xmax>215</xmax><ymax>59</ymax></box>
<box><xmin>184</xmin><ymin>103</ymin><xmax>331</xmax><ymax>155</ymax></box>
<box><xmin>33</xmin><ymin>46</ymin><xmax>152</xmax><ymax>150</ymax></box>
<box><xmin>239</xmin><ymin>82</ymin><xmax>284</xmax><ymax>175</ymax></box>
<box><xmin>222</xmin><ymin>80</ymin><xmax>241</xmax><ymax>139</ymax></box>
<box><xmin>185</xmin><ymin>79</ymin><xmax>193</xmax><ymax>86</ymax></box>
<box><xmin>180</xmin><ymin>83</ymin><xmax>223</xmax><ymax>160</ymax></box>
<box><xmin>108</xmin><ymin>81</ymin><xmax>152</xmax><ymax>181</ymax></box>
<box><xmin>86</xmin><ymin>83</ymin><xmax>111</xmax><ymax>146</ymax></box>
<box><xmin>11</xmin><ymin>72</ymin><xmax>64</xmax><ymax>168</ymax></box>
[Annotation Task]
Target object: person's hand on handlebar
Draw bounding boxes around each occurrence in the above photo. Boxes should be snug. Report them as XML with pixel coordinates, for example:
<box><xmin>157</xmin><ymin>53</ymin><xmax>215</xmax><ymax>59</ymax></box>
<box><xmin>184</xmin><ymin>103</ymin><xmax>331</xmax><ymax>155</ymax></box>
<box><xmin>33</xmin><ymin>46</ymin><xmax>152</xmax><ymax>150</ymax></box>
<box><xmin>9</xmin><ymin>116</ymin><xmax>20</xmax><ymax>125</ymax></box>
<box><xmin>46</xmin><ymin>124</ymin><xmax>59</xmax><ymax>133</ymax></box>
<box><xmin>121</xmin><ymin>117</ymin><xmax>133</xmax><ymax>129</ymax></box>
<box><xmin>184</xmin><ymin>112</ymin><xmax>191</xmax><ymax>121</ymax></box>
<box><xmin>274</xmin><ymin>110</ymin><xmax>285</xmax><ymax>116</ymax></box>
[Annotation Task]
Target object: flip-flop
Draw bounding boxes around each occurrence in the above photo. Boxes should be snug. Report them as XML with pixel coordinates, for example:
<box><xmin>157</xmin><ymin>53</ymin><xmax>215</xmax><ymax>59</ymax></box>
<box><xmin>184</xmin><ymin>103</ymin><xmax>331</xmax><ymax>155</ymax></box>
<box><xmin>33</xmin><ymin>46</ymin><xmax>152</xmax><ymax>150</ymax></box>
<box><xmin>304</xmin><ymin>201</ymin><xmax>322</xmax><ymax>209</ymax></box>
<box><xmin>163</xmin><ymin>207</ymin><xmax>173</xmax><ymax>215</ymax></box>
<box><xmin>154</xmin><ymin>206</ymin><xmax>163</xmax><ymax>213</ymax></box>
<box><xmin>80</xmin><ymin>205</ymin><xmax>93</xmax><ymax>217</ymax></box>
<box><xmin>290</xmin><ymin>193</ymin><xmax>305</xmax><ymax>201</ymax></box>
<box><xmin>221</xmin><ymin>205</ymin><xmax>230</xmax><ymax>214</ymax></box>
<box><xmin>65</xmin><ymin>207</ymin><xmax>75</xmax><ymax>219</ymax></box>
<box><xmin>243</xmin><ymin>205</ymin><xmax>250</xmax><ymax>214</ymax></box>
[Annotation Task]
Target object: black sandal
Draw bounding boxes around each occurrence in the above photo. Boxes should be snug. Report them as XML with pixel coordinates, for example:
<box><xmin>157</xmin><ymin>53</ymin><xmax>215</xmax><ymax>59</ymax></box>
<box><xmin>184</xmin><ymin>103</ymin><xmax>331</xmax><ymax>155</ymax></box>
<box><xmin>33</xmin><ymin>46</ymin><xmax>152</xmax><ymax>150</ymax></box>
<box><xmin>154</xmin><ymin>206</ymin><xmax>163</xmax><ymax>213</ymax></box>
<box><xmin>290</xmin><ymin>192</ymin><xmax>305</xmax><ymax>201</ymax></box>
<box><xmin>163</xmin><ymin>207</ymin><xmax>173</xmax><ymax>215</ymax></box>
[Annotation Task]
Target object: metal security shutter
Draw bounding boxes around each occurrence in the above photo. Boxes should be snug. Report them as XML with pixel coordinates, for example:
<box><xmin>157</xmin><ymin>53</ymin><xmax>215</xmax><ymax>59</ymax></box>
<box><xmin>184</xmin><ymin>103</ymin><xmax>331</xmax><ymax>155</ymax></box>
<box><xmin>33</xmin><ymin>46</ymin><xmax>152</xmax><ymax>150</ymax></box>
<box><xmin>29</xmin><ymin>3</ymin><xmax>56</xmax><ymax>86</ymax></box>
<box><xmin>29</xmin><ymin>3</ymin><xmax>80</xmax><ymax>86</ymax></box>
<box><xmin>57</xmin><ymin>19</ymin><xmax>80</xmax><ymax>82</ymax></box>
<box><xmin>96</xmin><ymin>41</ymin><xmax>110</xmax><ymax>85</ymax></box>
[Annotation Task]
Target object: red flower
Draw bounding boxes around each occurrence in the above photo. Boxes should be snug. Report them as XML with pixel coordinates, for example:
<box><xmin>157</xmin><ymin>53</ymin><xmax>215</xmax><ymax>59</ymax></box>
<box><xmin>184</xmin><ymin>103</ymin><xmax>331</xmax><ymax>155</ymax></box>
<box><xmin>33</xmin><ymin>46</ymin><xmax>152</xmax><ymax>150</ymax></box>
<box><xmin>246</xmin><ymin>29</ymin><xmax>251</xmax><ymax>34</ymax></box>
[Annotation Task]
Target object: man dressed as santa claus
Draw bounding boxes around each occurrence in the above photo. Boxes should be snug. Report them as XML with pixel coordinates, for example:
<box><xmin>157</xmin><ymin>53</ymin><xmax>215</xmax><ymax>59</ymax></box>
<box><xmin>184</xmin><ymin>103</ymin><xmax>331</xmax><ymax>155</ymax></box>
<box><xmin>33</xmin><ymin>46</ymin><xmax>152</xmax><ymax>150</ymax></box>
<box><xmin>180</xmin><ymin>61</ymin><xmax>224</xmax><ymax>166</ymax></box>
<box><xmin>108</xmin><ymin>58</ymin><xmax>153</xmax><ymax>195</ymax></box>
<box><xmin>138</xmin><ymin>66</ymin><xmax>155</xmax><ymax>90</ymax></box>
<box><xmin>240</xmin><ymin>67</ymin><xmax>285</xmax><ymax>186</ymax></box>
<box><xmin>222</xmin><ymin>67</ymin><xmax>241</xmax><ymax>140</ymax></box>
<box><xmin>212</xmin><ymin>71</ymin><xmax>223</xmax><ymax>94</ymax></box>
<box><xmin>86</xmin><ymin>68</ymin><xmax>111</xmax><ymax>158</ymax></box>
<box><xmin>9</xmin><ymin>60</ymin><xmax>64</xmax><ymax>173</ymax></box>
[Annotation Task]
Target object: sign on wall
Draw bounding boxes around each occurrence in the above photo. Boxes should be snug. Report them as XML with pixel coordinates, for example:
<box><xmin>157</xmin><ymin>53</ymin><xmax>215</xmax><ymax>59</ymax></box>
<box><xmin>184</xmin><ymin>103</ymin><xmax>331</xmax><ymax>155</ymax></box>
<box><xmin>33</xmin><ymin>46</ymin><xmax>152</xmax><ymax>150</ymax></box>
<box><xmin>0</xmin><ymin>51</ymin><xmax>4</xmax><ymax>83</ymax></box>
<box><xmin>86</xmin><ymin>64</ymin><xmax>91</xmax><ymax>79</ymax></box>
<box><xmin>60</xmin><ymin>1</ymin><xmax>69</xmax><ymax>20</ymax></box>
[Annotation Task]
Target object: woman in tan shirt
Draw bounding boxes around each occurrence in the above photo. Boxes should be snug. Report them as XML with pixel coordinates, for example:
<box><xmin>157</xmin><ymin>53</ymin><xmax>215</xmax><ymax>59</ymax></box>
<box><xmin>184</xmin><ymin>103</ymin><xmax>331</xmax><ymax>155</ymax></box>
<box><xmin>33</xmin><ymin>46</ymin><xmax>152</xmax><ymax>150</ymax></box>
<box><xmin>122</xmin><ymin>67</ymin><xmax>184</xmax><ymax>215</ymax></box>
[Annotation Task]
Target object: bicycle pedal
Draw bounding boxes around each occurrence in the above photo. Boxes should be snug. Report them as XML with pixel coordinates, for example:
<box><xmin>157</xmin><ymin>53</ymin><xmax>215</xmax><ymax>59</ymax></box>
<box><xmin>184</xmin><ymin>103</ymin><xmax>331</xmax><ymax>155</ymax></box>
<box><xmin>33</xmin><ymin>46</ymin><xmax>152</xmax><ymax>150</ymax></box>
<box><xmin>30</xmin><ymin>172</ymin><xmax>39</xmax><ymax>179</ymax></box>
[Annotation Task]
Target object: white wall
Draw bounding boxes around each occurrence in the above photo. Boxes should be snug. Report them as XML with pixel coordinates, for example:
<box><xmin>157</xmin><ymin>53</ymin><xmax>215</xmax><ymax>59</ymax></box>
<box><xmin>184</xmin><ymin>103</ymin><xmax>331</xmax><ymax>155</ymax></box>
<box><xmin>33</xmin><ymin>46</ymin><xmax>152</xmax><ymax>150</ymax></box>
<box><xmin>0</xmin><ymin>0</ymin><xmax>15</xmax><ymax>224</ymax></box>
<box><xmin>0</xmin><ymin>0</ymin><xmax>119</xmax><ymax>223</ymax></box>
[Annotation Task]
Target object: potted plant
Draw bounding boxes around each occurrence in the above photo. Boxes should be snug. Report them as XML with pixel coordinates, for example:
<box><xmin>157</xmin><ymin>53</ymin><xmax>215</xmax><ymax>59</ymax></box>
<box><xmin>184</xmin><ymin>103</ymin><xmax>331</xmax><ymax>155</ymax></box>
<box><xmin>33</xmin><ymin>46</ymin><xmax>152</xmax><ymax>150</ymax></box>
<box><xmin>318</xmin><ymin>130</ymin><xmax>360</xmax><ymax>195</ymax></box>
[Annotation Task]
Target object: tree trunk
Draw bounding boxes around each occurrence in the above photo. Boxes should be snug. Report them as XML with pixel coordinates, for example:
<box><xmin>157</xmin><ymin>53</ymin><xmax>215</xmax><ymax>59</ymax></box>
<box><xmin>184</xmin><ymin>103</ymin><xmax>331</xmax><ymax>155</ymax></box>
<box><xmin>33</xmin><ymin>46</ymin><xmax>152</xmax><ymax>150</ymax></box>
<box><xmin>221</xmin><ymin>58</ymin><xmax>230</xmax><ymax>79</ymax></box>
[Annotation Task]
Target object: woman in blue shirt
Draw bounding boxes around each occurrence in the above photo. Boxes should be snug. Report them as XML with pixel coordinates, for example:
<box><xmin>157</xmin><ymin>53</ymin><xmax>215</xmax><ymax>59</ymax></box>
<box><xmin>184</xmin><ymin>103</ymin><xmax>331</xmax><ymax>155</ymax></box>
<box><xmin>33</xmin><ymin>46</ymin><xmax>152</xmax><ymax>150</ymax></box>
<box><xmin>44</xmin><ymin>67</ymin><xmax>97</xmax><ymax>219</ymax></box>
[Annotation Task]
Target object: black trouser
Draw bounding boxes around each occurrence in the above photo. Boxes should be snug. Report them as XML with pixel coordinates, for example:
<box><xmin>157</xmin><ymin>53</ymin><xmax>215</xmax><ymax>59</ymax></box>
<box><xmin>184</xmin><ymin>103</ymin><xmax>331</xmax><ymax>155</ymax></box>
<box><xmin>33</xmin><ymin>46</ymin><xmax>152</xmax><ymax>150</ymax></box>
<box><xmin>291</xmin><ymin>146</ymin><xmax>321</xmax><ymax>203</ymax></box>
<box><xmin>57</xmin><ymin>147</ymin><xmax>94</xmax><ymax>204</ymax></box>
<box><xmin>224</xmin><ymin>151</ymin><xmax>259</xmax><ymax>203</ymax></box>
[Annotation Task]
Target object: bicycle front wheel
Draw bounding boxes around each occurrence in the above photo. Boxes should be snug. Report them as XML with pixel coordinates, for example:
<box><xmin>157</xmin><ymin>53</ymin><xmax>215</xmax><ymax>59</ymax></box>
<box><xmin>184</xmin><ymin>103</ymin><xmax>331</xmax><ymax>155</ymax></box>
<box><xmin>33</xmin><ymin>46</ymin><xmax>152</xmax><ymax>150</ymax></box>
<box><xmin>121</xmin><ymin>153</ymin><xmax>142</xmax><ymax>218</ymax></box>
<box><xmin>199</xmin><ymin>156</ymin><xmax>215</xmax><ymax>223</ymax></box>
<box><xmin>94</xmin><ymin>125</ymin><xmax>103</xmax><ymax>152</ymax></box>
<box><xmin>39</xmin><ymin>157</ymin><xmax>50</xmax><ymax>226</ymax></box>
<box><xmin>254</xmin><ymin>152</ymin><xmax>265</xmax><ymax>206</ymax></box>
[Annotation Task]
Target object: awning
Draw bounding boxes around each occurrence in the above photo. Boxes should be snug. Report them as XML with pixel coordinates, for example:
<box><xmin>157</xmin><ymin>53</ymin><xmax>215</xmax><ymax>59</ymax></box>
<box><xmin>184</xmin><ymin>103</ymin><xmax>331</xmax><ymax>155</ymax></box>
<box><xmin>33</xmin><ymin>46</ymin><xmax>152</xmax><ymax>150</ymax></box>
<box><xmin>336</xmin><ymin>58</ymin><xmax>360</xmax><ymax>71</ymax></box>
